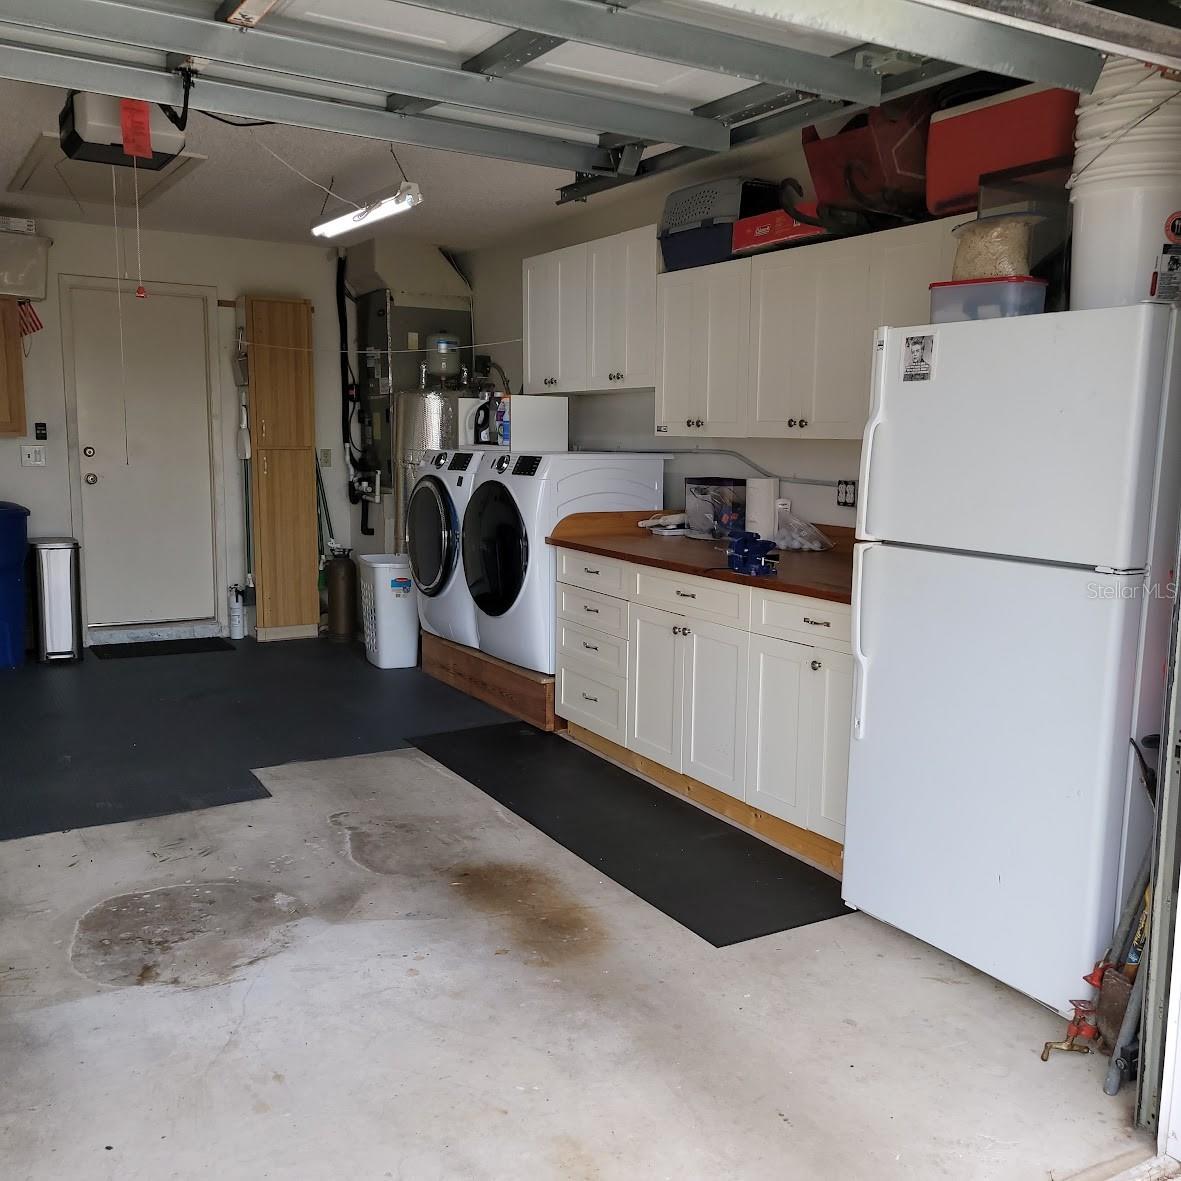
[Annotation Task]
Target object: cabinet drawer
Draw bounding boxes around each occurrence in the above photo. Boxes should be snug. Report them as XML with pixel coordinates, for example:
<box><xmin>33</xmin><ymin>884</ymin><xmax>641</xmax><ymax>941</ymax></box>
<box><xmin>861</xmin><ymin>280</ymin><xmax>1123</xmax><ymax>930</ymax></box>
<box><xmin>751</xmin><ymin>590</ymin><xmax>851</xmax><ymax>649</ymax></box>
<box><xmin>557</xmin><ymin>619</ymin><xmax>628</xmax><ymax>677</ymax></box>
<box><xmin>557</xmin><ymin>583</ymin><xmax>628</xmax><ymax>639</ymax></box>
<box><xmin>556</xmin><ymin>659</ymin><xmax>627</xmax><ymax>746</ymax></box>
<box><xmin>557</xmin><ymin>549</ymin><xmax>628</xmax><ymax>596</ymax></box>
<box><xmin>632</xmin><ymin>567</ymin><xmax>750</xmax><ymax>628</ymax></box>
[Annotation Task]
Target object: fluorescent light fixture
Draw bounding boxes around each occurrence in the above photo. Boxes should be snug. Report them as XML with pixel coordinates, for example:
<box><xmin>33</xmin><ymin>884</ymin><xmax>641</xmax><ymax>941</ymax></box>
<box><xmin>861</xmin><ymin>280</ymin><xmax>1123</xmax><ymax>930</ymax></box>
<box><xmin>311</xmin><ymin>182</ymin><xmax>423</xmax><ymax>239</ymax></box>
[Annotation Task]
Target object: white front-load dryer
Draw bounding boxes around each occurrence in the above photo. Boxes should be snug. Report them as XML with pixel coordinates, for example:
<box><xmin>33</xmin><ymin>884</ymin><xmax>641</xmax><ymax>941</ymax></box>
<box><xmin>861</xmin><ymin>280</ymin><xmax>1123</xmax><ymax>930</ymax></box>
<box><xmin>462</xmin><ymin>452</ymin><xmax>665</xmax><ymax>674</ymax></box>
<box><xmin>406</xmin><ymin>448</ymin><xmax>485</xmax><ymax>649</ymax></box>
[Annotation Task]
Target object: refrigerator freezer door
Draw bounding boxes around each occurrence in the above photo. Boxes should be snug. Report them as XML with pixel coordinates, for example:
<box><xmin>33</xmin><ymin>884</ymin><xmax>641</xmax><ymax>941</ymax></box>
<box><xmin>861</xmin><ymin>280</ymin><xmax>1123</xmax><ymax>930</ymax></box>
<box><xmin>845</xmin><ymin>542</ymin><xmax>1142</xmax><ymax>1014</ymax></box>
<box><xmin>859</xmin><ymin>304</ymin><xmax>1170</xmax><ymax>570</ymax></box>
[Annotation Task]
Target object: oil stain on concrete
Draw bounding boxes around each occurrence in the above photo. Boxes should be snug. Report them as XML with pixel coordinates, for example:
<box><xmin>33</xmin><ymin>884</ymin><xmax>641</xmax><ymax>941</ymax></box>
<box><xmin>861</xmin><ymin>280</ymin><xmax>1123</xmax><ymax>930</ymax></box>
<box><xmin>70</xmin><ymin>881</ymin><xmax>304</xmax><ymax>989</ymax></box>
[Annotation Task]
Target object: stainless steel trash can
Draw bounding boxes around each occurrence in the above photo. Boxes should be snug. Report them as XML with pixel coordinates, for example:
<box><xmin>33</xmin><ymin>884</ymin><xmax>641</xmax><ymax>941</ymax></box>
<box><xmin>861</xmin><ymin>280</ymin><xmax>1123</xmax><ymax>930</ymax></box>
<box><xmin>29</xmin><ymin>538</ymin><xmax>82</xmax><ymax>662</ymax></box>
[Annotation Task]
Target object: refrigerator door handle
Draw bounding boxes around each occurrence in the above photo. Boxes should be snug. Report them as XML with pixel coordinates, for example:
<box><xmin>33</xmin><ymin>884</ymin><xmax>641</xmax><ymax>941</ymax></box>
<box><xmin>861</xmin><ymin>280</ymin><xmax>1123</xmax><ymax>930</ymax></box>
<box><xmin>851</xmin><ymin>543</ymin><xmax>873</xmax><ymax>740</ymax></box>
<box><xmin>857</xmin><ymin>329</ymin><xmax>889</xmax><ymax>541</ymax></box>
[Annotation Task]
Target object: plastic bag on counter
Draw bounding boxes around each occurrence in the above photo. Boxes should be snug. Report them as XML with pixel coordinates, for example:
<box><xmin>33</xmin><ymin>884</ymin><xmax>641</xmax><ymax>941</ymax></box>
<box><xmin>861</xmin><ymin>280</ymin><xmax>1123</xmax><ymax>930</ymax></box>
<box><xmin>774</xmin><ymin>509</ymin><xmax>834</xmax><ymax>552</ymax></box>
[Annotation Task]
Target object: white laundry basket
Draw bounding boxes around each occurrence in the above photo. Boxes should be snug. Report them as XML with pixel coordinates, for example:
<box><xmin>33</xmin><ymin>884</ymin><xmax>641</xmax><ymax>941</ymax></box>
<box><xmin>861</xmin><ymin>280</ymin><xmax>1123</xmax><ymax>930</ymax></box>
<box><xmin>358</xmin><ymin>554</ymin><xmax>419</xmax><ymax>669</ymax></box>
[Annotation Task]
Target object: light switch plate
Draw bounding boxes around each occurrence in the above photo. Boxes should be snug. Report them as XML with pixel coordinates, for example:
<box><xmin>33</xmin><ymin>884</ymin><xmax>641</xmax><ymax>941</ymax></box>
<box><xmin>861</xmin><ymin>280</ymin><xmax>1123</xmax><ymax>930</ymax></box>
<box><xmin>21</xmin><ymin>445</ymin><xmax>46</xmax><ymax>467</ymax></box>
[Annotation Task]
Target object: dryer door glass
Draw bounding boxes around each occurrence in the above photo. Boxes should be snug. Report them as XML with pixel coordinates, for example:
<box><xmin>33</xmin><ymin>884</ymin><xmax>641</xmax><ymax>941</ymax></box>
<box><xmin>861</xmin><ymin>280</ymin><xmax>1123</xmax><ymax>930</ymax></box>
<box><xmin>407</xmin><ymin>477</ymin><xmax>457</xmax><ymax>597</ymax></box>
<box><xmin>463</xmin><ymin>482</ymin><xmax>528</xmax><ymax>616</ymax></box>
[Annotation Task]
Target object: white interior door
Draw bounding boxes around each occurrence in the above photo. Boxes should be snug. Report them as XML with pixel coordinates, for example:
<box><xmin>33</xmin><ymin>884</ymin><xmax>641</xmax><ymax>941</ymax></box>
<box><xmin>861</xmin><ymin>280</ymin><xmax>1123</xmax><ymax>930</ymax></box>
<box><xmin>67</xmin><ymin>281</ymin><xmax>218</xmax><ymax>628</ymax></box>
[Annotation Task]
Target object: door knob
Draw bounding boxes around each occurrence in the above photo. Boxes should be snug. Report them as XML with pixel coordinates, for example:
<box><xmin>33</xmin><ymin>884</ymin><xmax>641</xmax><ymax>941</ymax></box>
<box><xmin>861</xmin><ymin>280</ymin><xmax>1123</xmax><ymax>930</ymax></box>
<box><xmin>84</xmin><ymin>472</ymin><xmax>98</xmax><ymax>485</ymax></box>
<box><xmin>83</xmin><ymin>445</ymin><xmax>96</xmax><ymax>458</ymax></box>
<box><xmin>810</xmin><ymin>660</ymin><xmax>822</xmax><ymax>671</ymax></box>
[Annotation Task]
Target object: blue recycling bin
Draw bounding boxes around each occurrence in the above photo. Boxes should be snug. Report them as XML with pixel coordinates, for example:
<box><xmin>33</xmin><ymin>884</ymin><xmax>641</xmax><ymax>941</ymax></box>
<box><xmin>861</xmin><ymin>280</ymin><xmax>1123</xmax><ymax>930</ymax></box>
<box><xmin>0</xmin><ymin>502</ymin><xmax>31</xmax><ymax>669</ymax></box>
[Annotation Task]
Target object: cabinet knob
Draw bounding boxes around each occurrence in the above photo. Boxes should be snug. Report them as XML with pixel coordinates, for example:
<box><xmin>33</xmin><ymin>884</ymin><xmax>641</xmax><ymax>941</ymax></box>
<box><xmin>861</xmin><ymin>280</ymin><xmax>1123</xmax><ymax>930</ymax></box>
<box><xmin>685</xmin><ymin>418</ymin><xmax>693</xmax><ymax>428</ymax></box>
<box><xmin>799</xmin><ymin>418</ymin><xmax>808</xmax><ymax>429</ymax></box>
<box><xmin>810</xmin><ymin>660</ymin><xmax>822</xmax><ymax>671</ymax></box>
<box><xmin>787</xmin><ymin>418</ymin><xmax>797</xmax><ymax>428</ymax></box>
<box><xmin>694</xmin><ymin>419</ymin><xmax>704</xmax><ymax>428</ymax></box>
<box><xmin>683</xmin><ymin>626</ymin><xmax>691</xmax><ymax>635</ymax></box>
<box><xmin>672</xmin><ymin>626</ymin><xmax>681</xmax><ymax>635</ymax></box>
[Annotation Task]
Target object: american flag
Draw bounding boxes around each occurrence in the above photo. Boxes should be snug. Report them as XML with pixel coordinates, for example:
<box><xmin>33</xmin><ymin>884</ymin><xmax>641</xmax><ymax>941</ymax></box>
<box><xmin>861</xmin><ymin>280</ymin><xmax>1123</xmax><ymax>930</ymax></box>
<box><xmin>17</xmin><ymin>300</ymin><xmax>42</xmax><ymax>336</ymax></box>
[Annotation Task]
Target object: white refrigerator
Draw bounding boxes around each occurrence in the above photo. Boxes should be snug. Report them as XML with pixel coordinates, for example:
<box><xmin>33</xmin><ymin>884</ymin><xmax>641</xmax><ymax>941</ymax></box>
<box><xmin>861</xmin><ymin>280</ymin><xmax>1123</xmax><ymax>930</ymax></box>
<box><xmin>844</xmin><ymin>302</ymin><xmax>1181</xmax><ymax>1015</ymax></box>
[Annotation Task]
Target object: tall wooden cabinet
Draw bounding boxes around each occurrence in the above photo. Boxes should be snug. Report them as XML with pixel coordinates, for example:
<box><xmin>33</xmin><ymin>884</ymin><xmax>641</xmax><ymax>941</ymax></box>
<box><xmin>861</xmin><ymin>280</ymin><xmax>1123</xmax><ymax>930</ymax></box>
<box><xmin>0</xmin><ymin>297</ymin><xmax>27</xmax><ymax>437</ymax></box>
<box><xmin>243</xmin><ymin>295</ymin><xmax>319</xmax><ymax>641</ymax></box>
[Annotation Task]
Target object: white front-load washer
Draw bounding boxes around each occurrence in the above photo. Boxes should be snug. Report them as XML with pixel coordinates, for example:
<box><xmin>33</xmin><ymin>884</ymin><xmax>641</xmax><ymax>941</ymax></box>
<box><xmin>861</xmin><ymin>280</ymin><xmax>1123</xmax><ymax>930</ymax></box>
<box><xmin>462</xmin><ymin>451</ymin><xmax>665</xmax><ymax>674</ymax></box>
<box><xmin>406</xmin><ymin>448</ymin><xmax>486</xmax><ymax>649</ymax></box>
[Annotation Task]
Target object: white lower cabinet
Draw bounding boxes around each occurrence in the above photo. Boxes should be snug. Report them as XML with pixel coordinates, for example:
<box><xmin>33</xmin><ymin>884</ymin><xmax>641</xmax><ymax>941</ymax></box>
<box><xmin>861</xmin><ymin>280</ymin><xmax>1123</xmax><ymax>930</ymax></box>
<box><xmin>558</xmin><ymin>549</ymin><xmax>853</xmax><ymax>847</ymax></box>
<box><xmin>746</xmin><ymin>634</ymin><xmax>853</xmax><ymax>841</ymax></box>
<box><xmin>626</xmin><ymin>603</ymin><xmax>684</xmax><ymax>768</ymax></box>
<box><xmin>681</xmin><ymin>616</ymin><xmax>749</xmax><ymax>796</ymax></box>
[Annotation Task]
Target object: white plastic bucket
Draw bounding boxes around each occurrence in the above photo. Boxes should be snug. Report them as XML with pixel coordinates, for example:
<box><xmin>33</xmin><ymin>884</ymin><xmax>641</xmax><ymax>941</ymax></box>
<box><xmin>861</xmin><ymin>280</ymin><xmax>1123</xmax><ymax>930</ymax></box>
<box><xmin>1070</xmin><ymin>176</ymin><xmax>1181</xmax><ymax>309</ymax></box>
<box><xmin>358</xmin><ymin>553</ymin><xmax>419</xmax><ymax>669</ymax></box>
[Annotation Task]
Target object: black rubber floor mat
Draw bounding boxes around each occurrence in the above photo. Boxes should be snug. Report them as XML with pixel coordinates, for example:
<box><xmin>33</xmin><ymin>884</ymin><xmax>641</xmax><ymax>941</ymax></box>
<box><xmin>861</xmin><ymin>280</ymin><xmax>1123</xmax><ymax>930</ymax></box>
<box><xmin>413</xmin><ymin>721</ymin><xmax>850</xmax><ymax>946</ymax></box>
<box><xmin>90</xmin><ymin>638</ymin><xmax>236</xmax><ymax>658</ymax></box>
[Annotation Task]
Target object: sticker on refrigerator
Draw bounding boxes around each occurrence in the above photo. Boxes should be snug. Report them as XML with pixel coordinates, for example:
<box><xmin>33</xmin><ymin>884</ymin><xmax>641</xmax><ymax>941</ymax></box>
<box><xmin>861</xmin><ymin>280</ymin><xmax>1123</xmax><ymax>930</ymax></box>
<box><xmin>902</xmin><ymin>334</ymin><xmax>935</xmax><ymax>382</ymax></box>
<box><xmin>1152</xmin><ymin>244</ymin><xmax>1181</xmax><ymax>301</ymax></box>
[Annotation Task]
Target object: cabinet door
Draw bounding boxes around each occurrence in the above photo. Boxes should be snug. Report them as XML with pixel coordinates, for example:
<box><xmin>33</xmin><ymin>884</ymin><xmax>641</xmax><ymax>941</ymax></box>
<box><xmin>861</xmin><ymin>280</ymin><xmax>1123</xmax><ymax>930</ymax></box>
<box><xmin>587</xmin><ymin>233</ymin><xmax>624</xmax><ymax>392</ymax></box>
<box><xmin>0</xmin><ymin>297</ymin><xmax>26</xmax><ymax>437</ymax></box>
<box><xmin>749</xmin><ymin>248</ymin><xmax>817</xmax><ymax>437</ymax></box>
<box><xmin>246</xmin><ymin>297</ymin><xmax>314</xmax><ymax>449</ymax></box>
<box><xmin>252</xmin><ymin>449</ymin><xmax>319</xmax><ymax>630</ymax></box>
<box><xmin>626</xmin><ymin>603</ymin><xmax>684</xmax><ymax>770</ymax></box>
<box><xmin>799</xmin><ymin>647</ymin><xmax>854</xmax><ymax>843</ymax></box>
<box><xmin>655</xmin><ymin>259</ymin><xmax>749</xmax><ymax>438</ymax></box>
<box><xmin>553</xmin><ymin>243</ymin><xmax>588</xmax><ymax>393</ymax></box>
<box><xmin>745</xmin><ymin>634</ymin><xmax>811</xmax><ymax>828</ymax></box>
<box><xmin>523</xmin><ymin>251</ymin><xmax>560</xmax><ymax>394</ymax></box>
<box><xmin>619</xmin><ymin>226</ymin><xmax>657</xmax><ymax>389</ymax></box>
<box><xmin>868</xmin><ymin>215</ymin><xmax>967</xmax><ymax>334</ymax></box>
<box><xmin>798</xmin><ymin>235</ymin><xmax>873</xmax><ymax>440</ymax></box>
<box><xmin>681</xmin><ymin>616</ymin><xmax>749</xmax><ymax>797</ymax></box>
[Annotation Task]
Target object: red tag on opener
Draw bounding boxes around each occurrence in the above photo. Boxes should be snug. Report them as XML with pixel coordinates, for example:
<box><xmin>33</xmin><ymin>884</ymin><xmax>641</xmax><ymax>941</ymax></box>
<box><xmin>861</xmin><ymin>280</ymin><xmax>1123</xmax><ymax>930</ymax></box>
<box><xmin>119</xmin><ymin>99</ymin><xmax>153</xmax><ymax>159</ymax></box>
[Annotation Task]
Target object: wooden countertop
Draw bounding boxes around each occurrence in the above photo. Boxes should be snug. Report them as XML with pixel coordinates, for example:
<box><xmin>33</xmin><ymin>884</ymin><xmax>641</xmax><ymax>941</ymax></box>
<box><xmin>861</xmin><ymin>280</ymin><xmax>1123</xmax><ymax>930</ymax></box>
<box><xmin>547</xmin><ymin>511</ymin><xmax>855</xmax><ymax>605</ymax></box>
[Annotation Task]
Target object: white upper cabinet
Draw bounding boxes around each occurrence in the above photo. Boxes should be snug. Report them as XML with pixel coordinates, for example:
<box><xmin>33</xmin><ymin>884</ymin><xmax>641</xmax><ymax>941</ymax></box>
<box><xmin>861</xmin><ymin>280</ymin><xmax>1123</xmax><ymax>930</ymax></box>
<box><xmin>523</xmin><ymin>242</ymin><xmax>587</xmax><ymax>394</ymax></box>
<box><xmin>655</xmin><ymin>258</ymin><xmax>750</xmax><ymax>438</ymax></box>
<box><xmin>587</xmin><ymin>226</ymin><xmax>657</xmax><ymax>391</ymax></box>
<box><xmin>660</xmin><ymin>216</ymin><xmax>963</xmax><ymax>440</ymax></box>
<box><xmin>525</xmin><ymin>226</ymin><xmax>656</xmax><ymax>395</ymax></box>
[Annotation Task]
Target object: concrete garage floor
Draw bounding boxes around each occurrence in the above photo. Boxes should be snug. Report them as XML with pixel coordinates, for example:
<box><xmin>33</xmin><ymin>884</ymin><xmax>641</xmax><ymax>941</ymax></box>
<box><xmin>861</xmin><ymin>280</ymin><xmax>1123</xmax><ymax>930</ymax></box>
<box><xmin>0</xmin><ymin>748</ymin><xmax>1154</xmax><ymax>1181</ymax></box>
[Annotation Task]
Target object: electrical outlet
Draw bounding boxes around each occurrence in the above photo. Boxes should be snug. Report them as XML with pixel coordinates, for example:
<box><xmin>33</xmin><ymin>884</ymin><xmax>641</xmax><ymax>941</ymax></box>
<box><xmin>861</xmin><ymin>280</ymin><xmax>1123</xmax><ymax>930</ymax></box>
<box><xmin>836</xmin><ymin>479</ymin><xmax>857</xmax><ymax>508</ymax></box>
<box><xmin>318</xmin><ymin>448</ymin><xmax>332</xmax><ymax>469</ymax></box>
<box><xmin>20</xmin><ymin>445</ymin><xmax>46</xmax><ymax>467</ymax></box>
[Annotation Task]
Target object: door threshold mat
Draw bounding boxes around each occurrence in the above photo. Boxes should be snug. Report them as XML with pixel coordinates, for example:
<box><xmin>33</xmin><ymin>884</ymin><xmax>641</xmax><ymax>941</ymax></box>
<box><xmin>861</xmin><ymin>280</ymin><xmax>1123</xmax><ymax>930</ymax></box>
<box><xmin>90</xmin><ymin>637</ymin><xmax>236</xmax><ymax>659</ymax></box>
<box><xmin>413</xmin><ymin>721</ymin><xmax>850</xmax><ymax>946</ymax></box>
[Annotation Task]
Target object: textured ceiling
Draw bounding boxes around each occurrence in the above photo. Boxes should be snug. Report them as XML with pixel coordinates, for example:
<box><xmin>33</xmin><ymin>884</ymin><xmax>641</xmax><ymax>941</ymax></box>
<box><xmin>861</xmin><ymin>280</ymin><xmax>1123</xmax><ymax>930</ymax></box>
<box><xmin>0</xmin><ymin>78</ymin><xmax>576</xmax><ymax>251</ymax></box>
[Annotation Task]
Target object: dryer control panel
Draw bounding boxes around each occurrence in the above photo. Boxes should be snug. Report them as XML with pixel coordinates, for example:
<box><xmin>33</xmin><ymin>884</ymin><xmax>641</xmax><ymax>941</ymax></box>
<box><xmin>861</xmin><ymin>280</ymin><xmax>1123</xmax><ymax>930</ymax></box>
<box><xmin>447</xmin><ymin>453</ymin><xmax>474</xmax><ymax>471</ymax></box>
<box><xmin>512</xmin><ymin>456</ymin><xmax>542</xmax><ymax>477</ymax></box>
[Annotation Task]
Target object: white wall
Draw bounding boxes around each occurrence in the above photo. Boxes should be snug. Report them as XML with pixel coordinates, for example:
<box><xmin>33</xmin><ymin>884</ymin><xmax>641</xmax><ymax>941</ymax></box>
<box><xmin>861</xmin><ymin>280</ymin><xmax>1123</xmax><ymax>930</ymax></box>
<box><xmin>0</xmin><ymin>219</ymin><xmax>351</xmax><ymax>594</ymax></box>
<box><xmin>455</xmin><ymin>134</ymin><xmax>861</xmax><ymax>528</ymax></box>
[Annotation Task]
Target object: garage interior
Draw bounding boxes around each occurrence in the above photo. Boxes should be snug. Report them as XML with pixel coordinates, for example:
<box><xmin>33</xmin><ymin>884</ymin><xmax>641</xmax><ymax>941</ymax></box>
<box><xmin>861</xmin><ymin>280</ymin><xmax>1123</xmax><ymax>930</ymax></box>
<box><xmin>4</xmin><ymin>3</ymin><xmax>1181</xmax><ymax>1179</ymax></box>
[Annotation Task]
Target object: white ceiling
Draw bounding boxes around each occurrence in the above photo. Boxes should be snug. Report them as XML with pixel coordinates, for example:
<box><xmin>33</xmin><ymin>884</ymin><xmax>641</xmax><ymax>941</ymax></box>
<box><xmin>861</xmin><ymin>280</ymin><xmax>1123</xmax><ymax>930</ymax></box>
<box><xmin>0</xmin><ymin>78</ymin><xmax>582</xmax><ymax>250</ymax></box>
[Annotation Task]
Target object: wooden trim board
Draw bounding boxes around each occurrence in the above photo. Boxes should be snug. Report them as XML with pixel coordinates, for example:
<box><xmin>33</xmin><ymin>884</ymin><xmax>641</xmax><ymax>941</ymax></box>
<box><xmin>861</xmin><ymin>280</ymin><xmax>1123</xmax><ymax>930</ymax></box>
<box><xmin>565</xmin><ymin>721</ymin><xmax>844</xmax><ymax>879</ymax></box>
<box><xmin>256</xmin><ymin>623</ymin><xmax>319</xmax><ymax>643</ymax></box>
<box><xmin>422</xmin><ymin>632</ymin><xmax>565</xmax><ymax>733</ymax></box>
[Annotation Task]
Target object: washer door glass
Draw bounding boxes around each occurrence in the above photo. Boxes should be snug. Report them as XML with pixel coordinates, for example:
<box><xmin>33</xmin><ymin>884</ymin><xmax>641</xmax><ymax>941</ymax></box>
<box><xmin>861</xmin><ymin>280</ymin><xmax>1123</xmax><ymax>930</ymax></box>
<box><xmin>407</xmin><ymin>477</ymin><xmax>457</xmax><ymax>597</ymax></box>
<box><xmin>463</xmin><ymin>482</ymin><xmax>528</xmax><ymax>617</ymax></box>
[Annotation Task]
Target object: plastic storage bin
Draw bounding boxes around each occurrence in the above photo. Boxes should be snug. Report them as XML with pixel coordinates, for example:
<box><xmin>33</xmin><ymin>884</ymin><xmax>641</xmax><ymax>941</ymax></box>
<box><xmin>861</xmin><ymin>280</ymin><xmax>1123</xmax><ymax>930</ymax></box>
<box><xmin>359</xmin><ymin>554</ymin><xmax>418</xmax><ymax>669</ymax></box>
<box><xmin>929</xmin><ymin>276</ymin><xmax>1048</xmax><ymax>323</ymax></box>
<box><xmin>657</xmin><ymin>178</ymin><xmax>779</xmax><ymax>271</ymax></box>
<box><xmin>0</xmin><ymin>501</ymin><xmax>30</xmax><ymax>669</ymax></box>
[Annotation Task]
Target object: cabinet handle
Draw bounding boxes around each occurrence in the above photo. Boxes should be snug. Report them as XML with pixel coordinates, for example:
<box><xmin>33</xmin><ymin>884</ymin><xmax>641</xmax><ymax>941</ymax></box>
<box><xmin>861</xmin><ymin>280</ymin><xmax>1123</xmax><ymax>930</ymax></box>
<box><xmin>811</xmin><ymin>660</ymin><xmax>822</xmax><ymax>671</ymax></box>
<box><xmin>799</xmin><ymin>418</ymin><xmax>808</xmax><ymax>429</ymax></box>
<box><xmin>582</xmin><ymin>605</ymin><xmax>600</xmax><ymax>614</ymax></box>
<box><xmin>802</xmin><ymin>617</ymin><xmax>830</xmax><ymax>627</ymax></box>
<box><xmin>583</xmin><ymin>566</ymin><xmax>600</xmax><ymax>575</ymax></box>
<box><xmin>674</xmin><ymin>589</ymin><xmax>696</xmax><ymax>599</ymax></box>
<box><xmin>582</xmin><ymin>641</ymin><xmax>599</xmax><ymax>652</ymax></box>
<box><xmin>694</xmin><ymin>419</ymin><xmax>704</xmax><ymax>428</ymax></box>
<box><xmin>672</xmin><ymin>626</ymin><xmax>681</xmax><ymax>635</ymax></box>
<box><xmin>261</xmin><ymin>418</ymin><xmax>267</xmax><ymax>438</ymax></box>
<box><xmin>685</xmin><ymin>418</ymin><xmax>693</xmax><ymax>428</ymax></box>
<box><xmin>787</xmin><ymin>418</ymin><xmax>797</xmax><ymax>428</ymax></box>
<box><xmin>262</xmin><ymin>454</ymin><xmax>269</xmax><ymax>477</ymax></box>
<box><xmin>581</xmin><ymin>691</ymin><xmax>599</xmax><ymax>703</ymax></box>
<box><xmin>683</xmin><ymin>626</ymin><xmax>691</xmax><ymax>635</ymax></box>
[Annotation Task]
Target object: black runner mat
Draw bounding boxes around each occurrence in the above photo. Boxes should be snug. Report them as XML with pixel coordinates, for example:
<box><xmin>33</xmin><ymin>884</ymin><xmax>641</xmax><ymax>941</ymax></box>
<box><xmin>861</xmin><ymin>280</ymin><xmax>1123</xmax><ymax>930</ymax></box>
<box><xmin>90</xmin><ymin>638</ymin><xmax>236</xmax><ymax>659</ymax></box>
<box><xmin>413</xmin><ymin>721</ymin><xmax>850</xmax><ymax>947</ymax></box>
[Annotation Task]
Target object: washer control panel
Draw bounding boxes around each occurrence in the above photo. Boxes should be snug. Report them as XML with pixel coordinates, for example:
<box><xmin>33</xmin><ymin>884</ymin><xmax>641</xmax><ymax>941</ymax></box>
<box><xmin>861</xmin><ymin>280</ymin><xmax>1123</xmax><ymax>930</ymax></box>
<box><xmin>447</xmin><ymin>453</ymin><xmax>473</xmax><ymax>472</ymax></box>
<box><xmin>512</xmin><ymin>456</ymin><xmax>542</xmax><ymax>477</ymax></box>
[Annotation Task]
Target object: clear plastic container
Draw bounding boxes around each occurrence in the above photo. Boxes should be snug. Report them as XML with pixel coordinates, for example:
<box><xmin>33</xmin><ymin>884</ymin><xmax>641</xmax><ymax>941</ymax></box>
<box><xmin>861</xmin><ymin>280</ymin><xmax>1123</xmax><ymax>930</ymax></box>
<box><xmin>929</xmin><ymin>276</ymin><xmax>1048</xmax><ymax>324</ymax></box>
